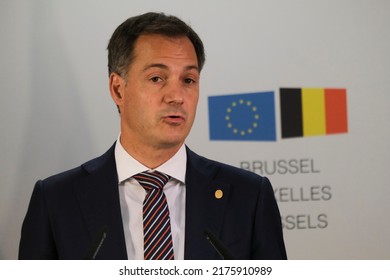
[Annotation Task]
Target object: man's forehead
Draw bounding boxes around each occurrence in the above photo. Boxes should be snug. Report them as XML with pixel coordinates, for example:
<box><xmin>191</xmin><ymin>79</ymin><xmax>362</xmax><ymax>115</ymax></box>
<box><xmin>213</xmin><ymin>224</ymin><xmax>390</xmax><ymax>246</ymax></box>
<box><xmin>132</xmin><ymin>35</ymin><xmax>198</xmax><ymax>70</ymax></box>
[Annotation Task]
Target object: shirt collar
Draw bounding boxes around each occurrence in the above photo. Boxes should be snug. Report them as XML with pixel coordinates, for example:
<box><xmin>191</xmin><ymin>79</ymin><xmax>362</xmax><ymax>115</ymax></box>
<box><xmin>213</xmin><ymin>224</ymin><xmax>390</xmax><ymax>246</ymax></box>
<box><xmin>114</xmin><ymin>135</ymin><xmax>187</xmax><ymax>184</ymax></box>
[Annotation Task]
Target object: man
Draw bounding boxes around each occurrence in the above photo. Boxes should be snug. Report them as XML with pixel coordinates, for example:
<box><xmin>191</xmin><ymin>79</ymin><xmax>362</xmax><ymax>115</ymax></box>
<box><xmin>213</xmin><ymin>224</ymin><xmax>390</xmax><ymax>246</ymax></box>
<box><xmin>19</xmin><ymin>12</ymin><xmax>287</xmax><ymax>260</ymax></box>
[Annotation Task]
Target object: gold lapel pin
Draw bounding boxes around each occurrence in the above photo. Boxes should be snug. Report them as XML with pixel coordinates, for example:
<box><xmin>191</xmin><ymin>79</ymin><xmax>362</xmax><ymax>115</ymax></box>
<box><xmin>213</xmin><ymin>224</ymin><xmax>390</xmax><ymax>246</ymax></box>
<box><xmin>215</xmin><ymin>189</ymin><xmax>223</xmax><ymax>199</ymax></box>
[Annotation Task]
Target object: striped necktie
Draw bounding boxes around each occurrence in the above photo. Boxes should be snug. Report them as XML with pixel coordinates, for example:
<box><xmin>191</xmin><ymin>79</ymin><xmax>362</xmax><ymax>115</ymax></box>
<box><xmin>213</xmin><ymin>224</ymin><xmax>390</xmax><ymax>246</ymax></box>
<box><xmin>133</xmin><ymin>171</ymin><xmax>175</xmax><ymax>260</ymax></box>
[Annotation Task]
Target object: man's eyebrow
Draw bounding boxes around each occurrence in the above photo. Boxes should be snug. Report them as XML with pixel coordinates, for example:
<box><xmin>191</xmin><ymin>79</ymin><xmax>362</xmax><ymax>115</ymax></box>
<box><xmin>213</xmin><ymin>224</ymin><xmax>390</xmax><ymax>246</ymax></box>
<box><xmin>143</xmin><ymin>63</ymin><xmax>199</xmax><ymax>72</ymax></box>
<box><xmin>143</xmin><ymin>63</ymin><xmax>168</xmax><ymax>72</ymax></box>
<box><xmin>185</xmin><ymin>65</ymin><xmax>199</xmax><ymax>72</ymax></box>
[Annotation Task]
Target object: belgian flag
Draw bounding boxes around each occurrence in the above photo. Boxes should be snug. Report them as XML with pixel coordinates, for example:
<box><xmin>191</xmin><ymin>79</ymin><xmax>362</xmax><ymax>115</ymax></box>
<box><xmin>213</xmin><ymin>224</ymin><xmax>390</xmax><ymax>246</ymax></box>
<box><xmin>280</xmin><ymin>88</ymin><xmax>348</xmax><ymax>138</ymax></box>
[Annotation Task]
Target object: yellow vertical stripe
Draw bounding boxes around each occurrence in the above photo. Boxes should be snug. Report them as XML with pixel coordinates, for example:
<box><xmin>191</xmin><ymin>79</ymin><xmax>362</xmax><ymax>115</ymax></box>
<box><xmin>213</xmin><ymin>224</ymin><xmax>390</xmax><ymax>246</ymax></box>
<box><xmin>302</xmin><ymin>88</ymin><xmax>326</xmax><ymax>136</ymax></box>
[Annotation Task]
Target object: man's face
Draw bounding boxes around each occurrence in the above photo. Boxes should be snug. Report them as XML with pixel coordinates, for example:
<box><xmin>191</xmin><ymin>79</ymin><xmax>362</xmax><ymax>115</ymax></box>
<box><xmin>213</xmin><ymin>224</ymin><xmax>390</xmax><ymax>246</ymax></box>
<box><xmin>113</xmin><ymin>34</ymin><xmax>200</xmax><ymax>152</ymax></box>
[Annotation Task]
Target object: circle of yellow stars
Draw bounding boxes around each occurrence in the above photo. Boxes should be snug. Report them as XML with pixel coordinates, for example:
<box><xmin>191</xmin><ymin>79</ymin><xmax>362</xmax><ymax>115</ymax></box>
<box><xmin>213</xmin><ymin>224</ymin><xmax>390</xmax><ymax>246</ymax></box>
<box><xmin>225</xmin><ymin>99</ymin><xmax>260</xmax><ymax>136</ymax></box>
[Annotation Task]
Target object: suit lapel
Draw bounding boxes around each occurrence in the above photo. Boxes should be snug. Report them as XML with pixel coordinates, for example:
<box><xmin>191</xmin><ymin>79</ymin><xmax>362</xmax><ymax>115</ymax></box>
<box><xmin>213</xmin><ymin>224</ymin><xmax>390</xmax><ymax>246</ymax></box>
<box><xmin>73</xmin><ymin>144</ymin><xmax>127</xmax><ymax>259</ymax></box>
<box><xmin>70</xmin><ymin>144</ymin><xmax>231</xmax><ymax>259</ymax></box>
<box><xmin>184</xmin><ymin>147</ymin><xmax>231</xmax><ymax>259</ymax></box>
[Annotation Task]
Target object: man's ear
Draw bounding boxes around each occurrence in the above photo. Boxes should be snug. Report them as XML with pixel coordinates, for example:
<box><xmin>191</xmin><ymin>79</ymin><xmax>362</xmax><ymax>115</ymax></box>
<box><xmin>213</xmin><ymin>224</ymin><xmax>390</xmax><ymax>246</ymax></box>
<box><xmin>109</xmin><ymin>72</ymin><xmax>125</xmax><ymax>107</ymax></box>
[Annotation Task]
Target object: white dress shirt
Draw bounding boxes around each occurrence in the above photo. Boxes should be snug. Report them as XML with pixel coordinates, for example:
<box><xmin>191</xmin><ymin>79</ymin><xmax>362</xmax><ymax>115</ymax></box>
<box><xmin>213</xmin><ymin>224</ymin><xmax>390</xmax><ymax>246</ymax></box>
<box><xmin>115</xmin><ymin>137</ymin><xmax>186</xmax><ymax>259</ymax></box>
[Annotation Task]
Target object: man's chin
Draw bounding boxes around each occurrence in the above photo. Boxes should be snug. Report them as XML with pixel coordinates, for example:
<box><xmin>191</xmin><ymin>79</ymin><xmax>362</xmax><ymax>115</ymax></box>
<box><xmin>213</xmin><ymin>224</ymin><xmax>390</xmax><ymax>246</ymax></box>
<box><xmin>157</xmin><ymin>137</ymin><xmax>186</xmax><ymax>150</ymax></box>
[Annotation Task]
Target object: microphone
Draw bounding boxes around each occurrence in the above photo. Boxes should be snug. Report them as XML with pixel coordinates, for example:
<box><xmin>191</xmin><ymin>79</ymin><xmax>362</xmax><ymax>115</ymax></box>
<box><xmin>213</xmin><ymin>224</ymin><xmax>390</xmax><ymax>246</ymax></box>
<box><xmin>84</xmin><ymin>225</ymin><xmax>108</xmax><ymax>260</ymax></box>
<box><xmin>204</xmin><ymin>229</ymin><xmax>234</xmax><ymax>260</ymax></box>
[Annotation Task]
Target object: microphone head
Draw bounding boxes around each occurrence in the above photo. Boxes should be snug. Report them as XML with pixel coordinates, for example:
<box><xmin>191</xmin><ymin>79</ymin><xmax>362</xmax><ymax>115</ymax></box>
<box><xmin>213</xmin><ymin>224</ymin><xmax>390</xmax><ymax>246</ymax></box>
<box><xmin>204</xmin><ymin>229</ymin><xmax>234</xmax><ymax>260</ymax></box>
<box><xmin>84</xmin><ymin>225</ymin><xmax>108</xmax><ymax>260</ymax></box>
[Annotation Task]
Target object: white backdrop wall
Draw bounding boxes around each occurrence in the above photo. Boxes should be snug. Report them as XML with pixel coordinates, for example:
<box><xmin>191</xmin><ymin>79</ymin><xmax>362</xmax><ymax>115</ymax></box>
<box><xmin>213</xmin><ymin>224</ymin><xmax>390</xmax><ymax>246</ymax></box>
<box><xmin>1</xmin><ymin>0</ymin><xmax>389</xmax><ymax>259</ymax></box>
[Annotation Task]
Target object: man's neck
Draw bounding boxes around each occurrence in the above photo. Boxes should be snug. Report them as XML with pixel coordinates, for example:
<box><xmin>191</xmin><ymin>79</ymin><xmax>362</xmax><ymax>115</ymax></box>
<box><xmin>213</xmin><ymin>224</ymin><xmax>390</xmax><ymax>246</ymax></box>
<box><xmin>119</xmin><ymin>136</ymin><xmax>182</xmax><ymax>169</ymax></box>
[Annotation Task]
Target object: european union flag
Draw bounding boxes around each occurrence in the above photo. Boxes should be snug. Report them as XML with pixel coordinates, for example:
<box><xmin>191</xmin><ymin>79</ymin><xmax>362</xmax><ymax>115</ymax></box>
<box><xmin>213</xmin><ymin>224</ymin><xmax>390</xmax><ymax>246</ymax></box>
<box><xmin>208</xmin><ymin>92</ymin><xmax>276</xmax><ymax>141</ymax></box>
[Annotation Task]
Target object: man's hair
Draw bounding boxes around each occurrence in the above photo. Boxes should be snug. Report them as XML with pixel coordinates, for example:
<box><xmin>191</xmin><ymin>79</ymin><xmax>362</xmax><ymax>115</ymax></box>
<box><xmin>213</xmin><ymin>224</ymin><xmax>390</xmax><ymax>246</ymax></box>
<box><xmin>107</xmin><ymin>12</ymin><xmax>206</xmax><ymax>78</ymax></box>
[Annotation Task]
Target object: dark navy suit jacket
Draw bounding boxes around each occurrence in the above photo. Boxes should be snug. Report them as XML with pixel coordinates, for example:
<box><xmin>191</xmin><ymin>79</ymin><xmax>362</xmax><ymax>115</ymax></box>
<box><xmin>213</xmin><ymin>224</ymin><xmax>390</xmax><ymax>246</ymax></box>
<box><xmin>19</xmin><ymin>144</ymin><xmax>287</xmax><ymax>259</ymax></box>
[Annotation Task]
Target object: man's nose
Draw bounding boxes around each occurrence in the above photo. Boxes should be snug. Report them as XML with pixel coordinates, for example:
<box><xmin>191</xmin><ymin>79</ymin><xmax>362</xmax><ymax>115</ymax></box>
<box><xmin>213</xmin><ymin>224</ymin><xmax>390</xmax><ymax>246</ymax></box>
<box><xmin>163</xmin><ymin>80</ymin><xmax>184</xmax><ymax>104</ymax></box>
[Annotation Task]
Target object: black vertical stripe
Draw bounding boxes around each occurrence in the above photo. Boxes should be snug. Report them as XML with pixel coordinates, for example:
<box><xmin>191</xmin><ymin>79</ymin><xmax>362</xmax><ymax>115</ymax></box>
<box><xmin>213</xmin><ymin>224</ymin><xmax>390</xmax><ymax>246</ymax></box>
<box><xmin>280</xmin><ymin>88</ymin><xmax>303</xmax><ymax>138</ymax></box>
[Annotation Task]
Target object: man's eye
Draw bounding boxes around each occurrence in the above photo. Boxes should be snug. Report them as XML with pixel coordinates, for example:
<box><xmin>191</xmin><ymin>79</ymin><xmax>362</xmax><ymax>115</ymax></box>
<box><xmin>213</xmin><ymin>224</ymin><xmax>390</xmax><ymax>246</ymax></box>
<box><xmin>184</xmin><ymin>78</ymin><xmax>196</xmax><ymax>84</ymax></box>
<box><xmin>150</xmin><ymin>77</ymin><xmax>162</xmax><ymax>83</ymax></box>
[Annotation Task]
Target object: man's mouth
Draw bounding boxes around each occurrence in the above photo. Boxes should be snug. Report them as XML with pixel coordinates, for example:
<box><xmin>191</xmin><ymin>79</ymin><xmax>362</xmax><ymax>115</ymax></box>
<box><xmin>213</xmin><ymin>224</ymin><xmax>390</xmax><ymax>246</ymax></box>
<box><xmin>163</xmin><ymin>114</ymin><xmax>185</xmax><ymax>125</ymax></box>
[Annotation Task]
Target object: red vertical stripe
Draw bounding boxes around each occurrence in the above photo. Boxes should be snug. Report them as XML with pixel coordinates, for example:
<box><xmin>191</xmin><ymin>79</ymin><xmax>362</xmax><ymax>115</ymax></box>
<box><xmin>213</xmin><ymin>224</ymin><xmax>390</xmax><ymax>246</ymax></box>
<box><xmin>325</xmin><ymin>89</ymin><xmax>348</xmax><ymax>134</ymax></box>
